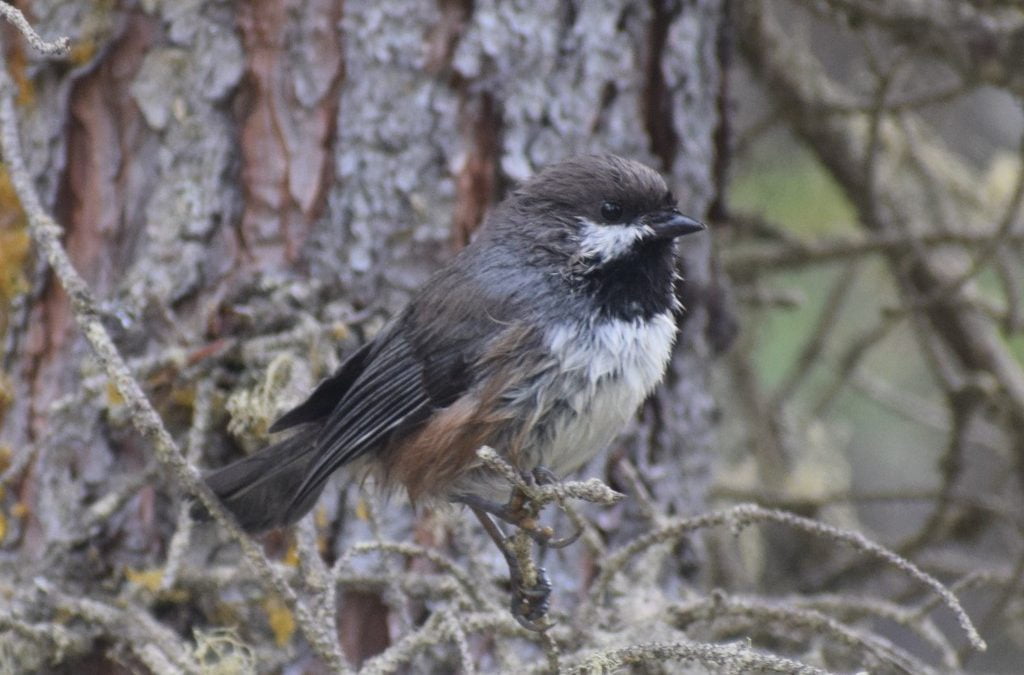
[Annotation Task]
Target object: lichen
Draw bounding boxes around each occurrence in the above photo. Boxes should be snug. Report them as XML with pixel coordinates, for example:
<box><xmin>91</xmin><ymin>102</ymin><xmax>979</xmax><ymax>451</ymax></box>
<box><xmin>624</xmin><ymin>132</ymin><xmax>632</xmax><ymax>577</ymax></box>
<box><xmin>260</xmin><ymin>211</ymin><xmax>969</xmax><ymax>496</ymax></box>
<box><xmin>192</xmin><ymin>627</ymin><xmax>256</xmax><ymax>675</ymax></box>
<box><xmin>262</xmin><ymin>595</ymin><xmax>296</xmax><ymax>648</ymax></box>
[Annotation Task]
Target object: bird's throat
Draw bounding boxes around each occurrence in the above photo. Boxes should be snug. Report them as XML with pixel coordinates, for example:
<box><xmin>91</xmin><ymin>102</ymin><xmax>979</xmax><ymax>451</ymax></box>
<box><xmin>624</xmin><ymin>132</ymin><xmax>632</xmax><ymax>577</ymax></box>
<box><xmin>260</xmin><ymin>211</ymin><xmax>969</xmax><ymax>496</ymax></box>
<box><xmin>573</xmin><ymin>239</ymin><xmax>678</xmax><ymax>321</ymax></box>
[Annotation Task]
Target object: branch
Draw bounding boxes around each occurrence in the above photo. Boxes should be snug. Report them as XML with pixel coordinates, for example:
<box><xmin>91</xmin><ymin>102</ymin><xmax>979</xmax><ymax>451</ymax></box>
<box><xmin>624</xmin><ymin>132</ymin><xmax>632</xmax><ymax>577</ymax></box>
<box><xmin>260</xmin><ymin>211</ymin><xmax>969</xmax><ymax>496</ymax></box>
<box><xmin>724</xmin><ymin>228</ymin><xmax>1024</xmax><ymax>275</ymax></box>
<box><xmin>567</xmin><ymin>640</ymin><xmax>827</xmax><ymax>675</ymax></box>
<box><xmin>800</xmin><ymin>0</ymin><xmax>1024</xmax><ymax>94</ymax></box>
<box><xmin>670</xmin><ymin>592</ymin><xmax>937</xmax><ymax>673</ymax></box>
<box><xmin>476</xmin><ymin>446</ymin><xmax>625</xmax><ymax>507</ymax></box>
<box><xmin>587</xmin><ymin>504</ymin><xmax>986</xmax><ymax>653</ymax></box>
<box><xmin>736</xmin><ymin>0</ymin><xmax>1024</xmax><ymax>485</ymax></box>
<box><xmin>0</xmin><ymin>2</ymin><xmax>69</xmax><ymax>56</ymax></box>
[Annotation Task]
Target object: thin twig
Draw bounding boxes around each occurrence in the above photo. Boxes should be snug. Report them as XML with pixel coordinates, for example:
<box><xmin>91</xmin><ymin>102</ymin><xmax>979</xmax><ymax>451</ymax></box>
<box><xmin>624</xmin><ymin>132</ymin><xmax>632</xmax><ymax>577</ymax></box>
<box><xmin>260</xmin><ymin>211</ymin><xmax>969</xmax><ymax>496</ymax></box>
<box><xmin>0</xmin><ymin>2</ymin><xmax>70</xmax><ymax>56</ymax></box>
<box><xmin>725</xmin><ymin>229</ymin><xmax>1024</xmax><ymax>274</ymax></box>
<box><xmin>566</xmin><ymin>640</ymin><xmax>827</xmax><ymax>675</ymax></box>
<box><xmin>671</xmin><ymin>592</ymin><xmax>937</xmax><ymax>673</ymax></box>
<box><xmin>587</xmin><ymin>504</ymin><xmax>986</xmax><ymax>652</ymax></box>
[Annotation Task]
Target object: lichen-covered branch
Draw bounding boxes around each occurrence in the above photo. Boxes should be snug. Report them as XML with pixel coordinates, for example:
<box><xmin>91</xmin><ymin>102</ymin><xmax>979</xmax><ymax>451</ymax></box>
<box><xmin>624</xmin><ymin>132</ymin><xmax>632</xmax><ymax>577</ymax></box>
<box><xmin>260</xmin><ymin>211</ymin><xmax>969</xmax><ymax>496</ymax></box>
<box><xmin>0</xmin><ymin>1</ymin><xmax>69</xmax><ymax>56</ymax></box>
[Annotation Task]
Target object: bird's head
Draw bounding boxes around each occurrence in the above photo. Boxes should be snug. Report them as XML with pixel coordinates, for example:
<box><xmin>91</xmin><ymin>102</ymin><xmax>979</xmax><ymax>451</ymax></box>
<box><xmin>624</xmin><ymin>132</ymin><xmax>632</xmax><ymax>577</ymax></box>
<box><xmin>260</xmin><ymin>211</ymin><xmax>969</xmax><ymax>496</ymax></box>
<box><xmin>497</xmin><ymin>154</ymin><xmax>704</xmax><ymax>271</ymax></box>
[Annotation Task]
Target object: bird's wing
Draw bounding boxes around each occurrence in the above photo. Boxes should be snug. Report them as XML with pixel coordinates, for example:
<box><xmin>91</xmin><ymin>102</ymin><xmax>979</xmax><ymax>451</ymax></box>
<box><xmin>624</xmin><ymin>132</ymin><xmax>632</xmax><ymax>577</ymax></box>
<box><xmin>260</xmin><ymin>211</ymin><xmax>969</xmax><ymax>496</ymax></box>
<box><xmin>268</xmin><ymin>340</ymin><xmax>374</xmax><ymax>433</ymax></box>
<box><xmin>281</xmin><ymin>273</ymin><xmax>526</xmax><ymax>517</ymax></box>
<box><xmin>280</xmin><ymin>328</ymin><xmax>437</xmax><ymax>517</ymax></box>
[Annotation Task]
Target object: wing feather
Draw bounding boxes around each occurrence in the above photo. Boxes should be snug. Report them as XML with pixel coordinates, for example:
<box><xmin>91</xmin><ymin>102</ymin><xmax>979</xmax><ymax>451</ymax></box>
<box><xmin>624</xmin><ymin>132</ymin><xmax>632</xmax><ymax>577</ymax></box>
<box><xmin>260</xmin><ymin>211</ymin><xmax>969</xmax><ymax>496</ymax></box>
<box><xmin>284</xmin><ymin>332</ymin><xmax>434</xmax><ymax>517</ymax></box>
<box><xmin>278</xmin><ymin>261</ymin><xmax>539</xmax><ymax>518</ymax></box>
<box><xmin>319</xmin><ymin>347</ymin><xmax>420</xmax><ymax>431</ymax></box>
<box><xmin>317</xmin><ymin>366</ymin><xmax>424</xmax><ymax>454</ymax></box>
<box><xmin>268</xmin><ymin>341</ymin><xmax>373</xmax><ymax>432</ymax></box>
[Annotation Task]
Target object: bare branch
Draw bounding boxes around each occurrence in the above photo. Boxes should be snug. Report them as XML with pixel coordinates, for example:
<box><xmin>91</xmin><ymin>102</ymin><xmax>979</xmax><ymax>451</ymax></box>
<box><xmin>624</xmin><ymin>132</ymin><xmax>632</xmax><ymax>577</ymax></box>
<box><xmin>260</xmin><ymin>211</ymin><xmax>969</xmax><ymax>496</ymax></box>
<box><xmin>671</xmin><ymin>592</ymin><xmax>938</xmax><ymax>673</ymax></box>
<box><xmin>588</xmin><ymin>504</ymin><xmax>986</xmax><ymax>652</ymax></box>
<box><xmin>0</xmin><ymin>2</ymin><xmax>69</xmax><ymax>56</ymax></box>
<box><xmin>725</xmin><ymin>228</ymin><xmax>1024</xmax><ymax>274</ymax></box>
<box><xmin>567</xmin><ymin>640</ymin><xmax>827</xmax><ymax>675</ymax></box>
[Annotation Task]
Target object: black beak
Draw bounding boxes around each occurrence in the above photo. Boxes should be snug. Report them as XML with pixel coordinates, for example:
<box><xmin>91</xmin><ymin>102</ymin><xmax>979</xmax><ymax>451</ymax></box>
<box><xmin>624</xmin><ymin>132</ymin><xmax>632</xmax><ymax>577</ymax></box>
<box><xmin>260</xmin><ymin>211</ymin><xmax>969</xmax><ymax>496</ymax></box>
<box><xmin>647</xmin><ymin>209</ymin><xmax>706</xmax><ymax>239</ymax></box>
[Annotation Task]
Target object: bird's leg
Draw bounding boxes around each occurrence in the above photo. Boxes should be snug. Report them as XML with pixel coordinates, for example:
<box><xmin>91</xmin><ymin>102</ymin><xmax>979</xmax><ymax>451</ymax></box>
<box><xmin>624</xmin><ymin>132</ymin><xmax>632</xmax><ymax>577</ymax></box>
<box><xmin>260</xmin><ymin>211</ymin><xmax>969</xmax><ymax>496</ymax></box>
<box><xmin>453</xmin><ymin>465</ymin><xmax>583</xmax><ymax>549</ymax></box>
<box><xmin>468</xmin><ymin>506</ymin><xmax>552</xmax><ymax>631</ymax></box>
<box><xmin>538</xmin><ymin>522</ymin><xmax>582</xmax><ymax>550</ymax></box>
<box><xmin>455</xmin><ymin>493</ymin><xmax>555</xmax><ymax>546</ymax></box>
<box><xmin>506</xmin><ymin>484</ymin><xmax>583</xmax><ymax>550</ymax></box>
<box><xmin>527</xmin><ymin>465</ymin><xmax>583</xmax><ymax>549</ymax></box>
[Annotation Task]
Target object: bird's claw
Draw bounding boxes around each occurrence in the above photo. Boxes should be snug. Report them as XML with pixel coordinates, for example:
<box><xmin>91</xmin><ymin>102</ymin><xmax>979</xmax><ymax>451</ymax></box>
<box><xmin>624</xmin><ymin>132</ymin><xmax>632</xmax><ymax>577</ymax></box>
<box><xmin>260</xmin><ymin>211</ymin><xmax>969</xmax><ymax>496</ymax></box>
<box><xmin>510</xmin><ymin>567</ymin><xmax>553</xmax><ymax>631</ymax></box>
<box><xmin>456</xmin><ymin>492</ymin><xmax>576</xmax><ymax>548</ymax></box>
<box><xmin>531</xmin><ymin>465</ymin><xmax>559</xmax><ymax>486</ymax></box>
<box><xmin>545</xmin><ymin>524</ymin><xmax>583</xmax><ymax>549</ymax></box>
<box><xmin>461</xmin><ymin>471</ymin><xmax>578</xmax><ymax>631</ymax></box>
<box><xmin>517</xmin><ymin>516</ymin><xmax>582</xmax><ymax>550</ymax></box>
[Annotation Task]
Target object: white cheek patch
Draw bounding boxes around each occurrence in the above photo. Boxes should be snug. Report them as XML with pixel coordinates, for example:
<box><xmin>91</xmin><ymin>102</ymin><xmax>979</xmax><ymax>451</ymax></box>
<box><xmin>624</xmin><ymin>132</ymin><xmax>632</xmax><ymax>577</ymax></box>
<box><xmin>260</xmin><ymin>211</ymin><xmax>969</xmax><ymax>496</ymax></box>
<box><xmin>578</xmin><ymin>218</ymin><xmax>653</xmax><ymax>262</ymax></box>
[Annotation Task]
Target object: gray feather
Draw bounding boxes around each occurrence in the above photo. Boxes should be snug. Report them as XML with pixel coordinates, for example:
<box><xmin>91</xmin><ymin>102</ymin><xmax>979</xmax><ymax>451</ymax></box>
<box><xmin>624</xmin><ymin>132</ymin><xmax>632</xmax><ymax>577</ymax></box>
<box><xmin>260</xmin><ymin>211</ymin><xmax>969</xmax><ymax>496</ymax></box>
<box><xmin>201</xmin><ymin>426</ymin><xmax>321</xmax><ymax>532</ymax></box>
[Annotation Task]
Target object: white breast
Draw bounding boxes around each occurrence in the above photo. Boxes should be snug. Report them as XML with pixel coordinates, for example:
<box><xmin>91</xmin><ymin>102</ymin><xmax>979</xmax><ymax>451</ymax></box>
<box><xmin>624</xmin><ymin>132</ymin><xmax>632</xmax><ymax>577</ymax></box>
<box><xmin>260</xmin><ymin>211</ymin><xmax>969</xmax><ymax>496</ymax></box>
<box><xmin>535</xmin><ymin>311</ymin><xmax>678</xmax><ymax>475</ymax></box>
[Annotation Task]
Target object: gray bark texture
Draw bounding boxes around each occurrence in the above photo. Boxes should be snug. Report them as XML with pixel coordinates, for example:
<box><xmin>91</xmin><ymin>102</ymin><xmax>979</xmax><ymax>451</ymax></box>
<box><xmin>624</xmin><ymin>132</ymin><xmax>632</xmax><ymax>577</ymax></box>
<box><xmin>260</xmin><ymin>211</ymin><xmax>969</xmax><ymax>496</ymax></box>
<box><xmin>1</xmin><ymin>1</ymin><xmax>732</xmax><ymax>672</ymax></box>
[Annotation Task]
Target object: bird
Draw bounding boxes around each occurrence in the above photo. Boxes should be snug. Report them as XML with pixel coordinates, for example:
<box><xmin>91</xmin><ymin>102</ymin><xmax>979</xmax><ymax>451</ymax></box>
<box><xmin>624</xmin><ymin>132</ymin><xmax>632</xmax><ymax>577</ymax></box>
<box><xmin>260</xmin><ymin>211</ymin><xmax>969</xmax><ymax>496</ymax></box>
<box><xmin>203</xmin><ymin>154</ymin><xmax>705</xmax><ymax>626</ymax></box>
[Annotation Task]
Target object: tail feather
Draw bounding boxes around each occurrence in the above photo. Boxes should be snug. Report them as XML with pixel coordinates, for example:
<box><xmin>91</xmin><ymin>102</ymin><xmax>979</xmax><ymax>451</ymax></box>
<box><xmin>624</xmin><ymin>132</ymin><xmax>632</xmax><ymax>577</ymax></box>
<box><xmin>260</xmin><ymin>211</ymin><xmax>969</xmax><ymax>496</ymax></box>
<box><xmin>200</xmin><ymin>427</ymin><xmax>325</xmax><ymax>533</ymax></box>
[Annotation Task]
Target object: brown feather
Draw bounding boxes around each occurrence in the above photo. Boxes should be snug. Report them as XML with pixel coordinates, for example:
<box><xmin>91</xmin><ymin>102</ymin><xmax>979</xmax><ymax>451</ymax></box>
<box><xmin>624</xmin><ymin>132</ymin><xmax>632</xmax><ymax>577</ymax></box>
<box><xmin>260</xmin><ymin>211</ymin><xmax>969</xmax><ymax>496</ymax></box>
<box><xmin>382</xmin><ymin>323</ymin><xmax>542</xmax><ymax>500</ymax></box>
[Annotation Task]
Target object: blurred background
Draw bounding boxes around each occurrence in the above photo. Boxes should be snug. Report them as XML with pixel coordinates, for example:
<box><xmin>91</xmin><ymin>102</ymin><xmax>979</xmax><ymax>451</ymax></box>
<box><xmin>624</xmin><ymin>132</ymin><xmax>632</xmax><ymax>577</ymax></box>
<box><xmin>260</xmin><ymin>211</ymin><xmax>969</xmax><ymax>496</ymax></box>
<box><xmin>1</xmin><ymin>0</ymin><xmax>1022</xmax><ymax>672</ymax></box>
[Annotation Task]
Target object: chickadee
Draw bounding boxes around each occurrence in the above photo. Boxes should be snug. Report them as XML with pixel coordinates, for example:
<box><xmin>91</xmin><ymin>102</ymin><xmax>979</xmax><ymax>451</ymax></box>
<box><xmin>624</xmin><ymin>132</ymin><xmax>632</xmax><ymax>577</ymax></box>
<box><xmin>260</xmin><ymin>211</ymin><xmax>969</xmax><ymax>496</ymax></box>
<box><xmin>205</xmin><ymin>154</ymin><xmax>704</xmax><ymax>624</ymax></box>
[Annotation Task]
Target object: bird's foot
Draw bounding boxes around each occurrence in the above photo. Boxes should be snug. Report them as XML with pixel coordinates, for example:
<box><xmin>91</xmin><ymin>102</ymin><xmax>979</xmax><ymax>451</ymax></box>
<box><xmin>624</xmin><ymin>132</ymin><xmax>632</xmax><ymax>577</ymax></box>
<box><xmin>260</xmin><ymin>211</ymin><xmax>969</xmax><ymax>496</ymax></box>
<box><xmin>543</xmin><ymin>524</ymin><xmax>582</xmax><ymax>549</ymax></box>
<box><xmin>467</xmin><ymin>506</ymin><xmax>554</xmax><ymax>631</ymax></box>
<box><xmin>509</xmin><ymin>565</ymin><xmax>553</xmax><ymax>632</ymax></box>
<box><xmin>455</xmin><ymin>466</ymin><xmax>582</xmax><ymax>547</ymax></box>
<box><xmin>530</xmin><ymin>465</ymin><xmax>559</xmax><ymax>486</ymax></box>
<box><xmin>456</xmin><ymin>493</ymin><xmax>577</xmax><ymax>548</ymax></box>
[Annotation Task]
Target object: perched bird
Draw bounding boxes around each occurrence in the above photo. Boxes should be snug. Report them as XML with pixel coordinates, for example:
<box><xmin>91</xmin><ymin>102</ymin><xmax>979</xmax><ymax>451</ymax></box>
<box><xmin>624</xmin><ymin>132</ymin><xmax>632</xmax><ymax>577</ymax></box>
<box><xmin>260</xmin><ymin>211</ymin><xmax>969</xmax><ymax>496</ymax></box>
<box><xmin>205</xmin><ymin>154</ymin><xmax>704</xmax><ymax>625</ymax></box>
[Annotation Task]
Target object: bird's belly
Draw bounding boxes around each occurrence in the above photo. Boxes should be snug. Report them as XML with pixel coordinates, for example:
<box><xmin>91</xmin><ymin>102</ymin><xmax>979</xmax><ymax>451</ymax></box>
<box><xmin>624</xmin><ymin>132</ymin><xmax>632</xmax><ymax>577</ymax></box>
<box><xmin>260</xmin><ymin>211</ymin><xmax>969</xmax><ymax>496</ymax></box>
<box><xmin>536</xmin><ymin>377</ymin><xmax>645</xmax><ymax>476</ymax></box>
<box><xmin>529</xmin><ymin>311</ymin><xmax>678</xmax><ymax>475</ymax></box>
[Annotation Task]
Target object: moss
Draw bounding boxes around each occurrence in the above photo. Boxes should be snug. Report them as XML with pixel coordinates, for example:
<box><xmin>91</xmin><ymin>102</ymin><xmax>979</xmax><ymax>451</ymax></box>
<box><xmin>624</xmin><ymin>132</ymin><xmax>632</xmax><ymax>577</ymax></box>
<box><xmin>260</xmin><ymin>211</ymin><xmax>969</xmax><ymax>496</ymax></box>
<box><xmin>68</xmin><ymin>39</ymin><xmax>98</xmax><ymax>67</ymax></box>
<box><xmin>0</xmin><ymin>227</ymin><xmax>29</xmax><ymax>298</ymax></box>
<box><xmin>192</xmin><ymin>628</ymin><xmax>256</xmax><ymax>675</ymax></box>
<box><xmin>125</xmin><ymin>566</ymin><xmax>165</xmax><ymax>593</ymax></box>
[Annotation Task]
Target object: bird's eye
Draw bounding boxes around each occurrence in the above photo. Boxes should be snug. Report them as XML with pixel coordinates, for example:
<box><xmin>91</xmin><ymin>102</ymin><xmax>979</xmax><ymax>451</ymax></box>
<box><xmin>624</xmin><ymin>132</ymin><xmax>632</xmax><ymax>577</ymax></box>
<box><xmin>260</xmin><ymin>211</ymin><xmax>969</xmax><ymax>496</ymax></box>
<box><xmin>600</xmin><ymin>201</ymin><xmax>624</xmax><ymax>222</ymax></box>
